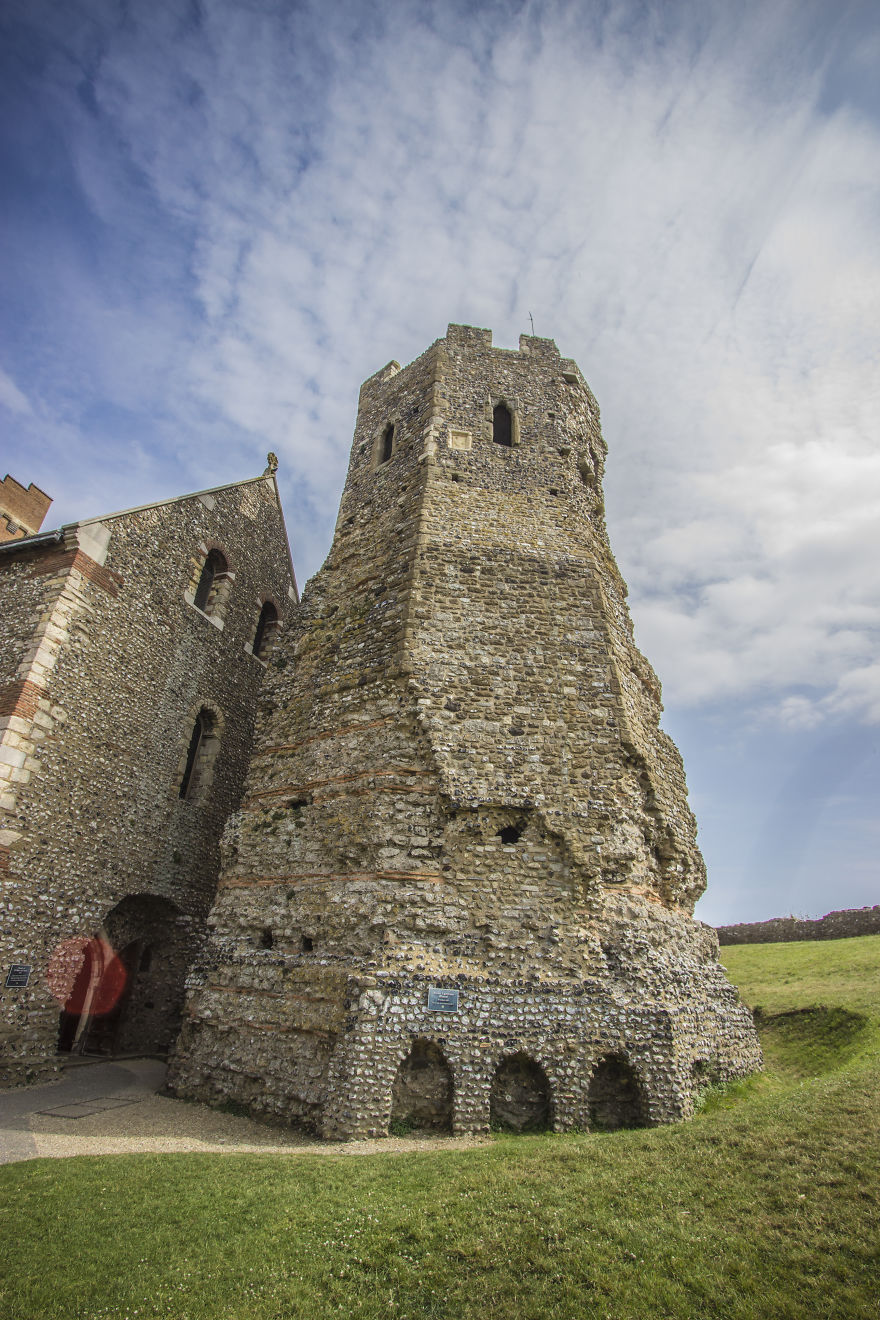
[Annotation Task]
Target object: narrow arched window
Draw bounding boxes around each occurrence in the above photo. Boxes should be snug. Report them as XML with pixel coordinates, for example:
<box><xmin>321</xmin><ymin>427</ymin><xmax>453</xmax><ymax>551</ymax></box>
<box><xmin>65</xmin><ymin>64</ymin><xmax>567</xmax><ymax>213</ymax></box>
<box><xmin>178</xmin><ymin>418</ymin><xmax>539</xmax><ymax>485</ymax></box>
<box><xmin>178</xmin><ymin>708</ymin><xmax>220</xmax><ymax>802</ymax></box>
<box><xmin>493</xmin><ymin>404</ymin><xmax>512</xmax><ymax>447</ymax></box>
<box><xmin>380</xmin><ymin>424</ymin><xmax>395</xmax><ymax>464</ymax></box>
<box><xmin>193</xmin><ymin>549</ymin><xmax>229</xmax><ymax>614</ymax></box>
<box><xmin>179</xmin><ymin>713</ymin><xmax>204</xmax><ymax>799</ymax></box>
<box><xmin>253</xmin><ymin>601</ymin><xmax>279</xmax><ymax>660</ymax></box>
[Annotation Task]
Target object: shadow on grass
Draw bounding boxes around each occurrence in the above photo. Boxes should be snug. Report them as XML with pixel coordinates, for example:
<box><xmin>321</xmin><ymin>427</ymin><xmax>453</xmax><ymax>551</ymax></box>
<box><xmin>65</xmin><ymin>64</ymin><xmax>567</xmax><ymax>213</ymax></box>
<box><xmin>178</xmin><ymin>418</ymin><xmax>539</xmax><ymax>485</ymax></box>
<box><xmin>696</xmin><ymin>1002</ymin><xmax>873</xmax><ymax>1116</ymax></box>
<box><xmin>754</xmin><ymin>1004</ymin><xmax>870</xmax><ymax>1078</ymax></box>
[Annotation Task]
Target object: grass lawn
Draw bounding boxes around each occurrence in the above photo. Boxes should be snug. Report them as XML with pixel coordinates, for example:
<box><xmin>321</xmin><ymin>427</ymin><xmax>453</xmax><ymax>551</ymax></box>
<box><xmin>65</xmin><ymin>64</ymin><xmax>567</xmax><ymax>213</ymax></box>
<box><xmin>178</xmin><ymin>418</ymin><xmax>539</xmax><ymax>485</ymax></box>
<box><xmin>1</xmin><ymin>936</ymin><xmax>878</xmax><ymax>1320</ymax></box>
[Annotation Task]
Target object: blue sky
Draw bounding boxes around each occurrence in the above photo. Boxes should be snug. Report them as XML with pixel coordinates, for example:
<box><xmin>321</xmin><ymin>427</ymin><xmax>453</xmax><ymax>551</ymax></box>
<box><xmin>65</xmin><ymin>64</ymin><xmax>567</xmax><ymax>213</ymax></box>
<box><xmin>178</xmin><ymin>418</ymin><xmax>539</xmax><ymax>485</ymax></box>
<box><xmin>2</xmin><ymin>0</ymin><xmax>878</xmax><ymax>923</ymax></box>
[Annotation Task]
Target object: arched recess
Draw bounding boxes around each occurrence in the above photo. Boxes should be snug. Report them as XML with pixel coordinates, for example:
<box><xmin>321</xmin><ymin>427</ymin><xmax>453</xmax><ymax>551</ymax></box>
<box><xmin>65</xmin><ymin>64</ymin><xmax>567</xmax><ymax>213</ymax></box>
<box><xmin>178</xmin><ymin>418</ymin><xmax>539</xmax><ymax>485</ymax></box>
<box><xmin>193</xmin><ymin>548</ymin><xmax>232</xmax><ymax>618</ymax></box>
<box><xmin>178</xmin><ymin>705</ymin><xmax>223</xmax><ymax>802</ymax></box>
<box><xmin>390</xmin><ymin>1039</ymin><xmax>453</xmax><ymax>1133</ymax></box>
<box><xmin>379</xmin><ymin>423</ymin><xmax>395</xmax><ymax>464</ymax></box>
<box><xmin>252</xmin><ymin>600</ymin><xmax>280</xmax><ymax>660</ymax></box>
<box><xmin>489</xmin><ymin>1053</ymin><xmax>552</xmax><ymax>1132</ymax></box>
<box><xmin>588</xmin><ymin>1054</ymin><xmax>647</xmax><ymax>1131</ymax></box>
<box><xmin>58</xmin><ymin>894</ymin><xmax>194</xmax><ymax>1058</ymax></box>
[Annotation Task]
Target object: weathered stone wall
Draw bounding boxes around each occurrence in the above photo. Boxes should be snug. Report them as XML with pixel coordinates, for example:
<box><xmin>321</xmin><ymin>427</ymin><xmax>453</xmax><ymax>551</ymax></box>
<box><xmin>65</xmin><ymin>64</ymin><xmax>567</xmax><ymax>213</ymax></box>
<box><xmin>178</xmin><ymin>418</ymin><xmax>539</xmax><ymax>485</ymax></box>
<box><xmin>717</xmin><ymin>906</ymin><xmax>880</xmax><ymax>945</ymax></box>
<box><xmin>169</xmin><ymin>326</ymin><xmax>761</xmax><ymax>1137</ymax></box>
<box><xmin>0</xmin><ymin>475</ymin><xmax>295</xmax><ymax>1084</ymax></box>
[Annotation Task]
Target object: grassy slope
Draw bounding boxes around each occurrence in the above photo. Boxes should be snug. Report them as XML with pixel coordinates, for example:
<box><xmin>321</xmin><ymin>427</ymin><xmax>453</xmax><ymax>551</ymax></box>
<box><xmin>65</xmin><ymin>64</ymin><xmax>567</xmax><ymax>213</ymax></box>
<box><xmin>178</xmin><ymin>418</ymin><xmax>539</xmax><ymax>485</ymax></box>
<box><xmin>1</xmin><ymin>936</ymin><xmax>878</xmax><ymax>1320</ymax></box>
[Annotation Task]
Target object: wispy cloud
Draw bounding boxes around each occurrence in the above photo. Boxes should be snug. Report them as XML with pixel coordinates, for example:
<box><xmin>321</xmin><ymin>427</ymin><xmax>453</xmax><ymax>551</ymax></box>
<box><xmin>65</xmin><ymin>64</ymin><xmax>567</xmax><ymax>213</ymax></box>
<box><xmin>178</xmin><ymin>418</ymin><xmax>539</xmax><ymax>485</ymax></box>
<box><xmin>0</xmin><ymin>365</ymin><xmax>32</xmax><ymax>415</ymax></box>
<box><xmin>1</xmin><ymin>0</ymin><xmax>878</xmax><ymax>726</ymax></box>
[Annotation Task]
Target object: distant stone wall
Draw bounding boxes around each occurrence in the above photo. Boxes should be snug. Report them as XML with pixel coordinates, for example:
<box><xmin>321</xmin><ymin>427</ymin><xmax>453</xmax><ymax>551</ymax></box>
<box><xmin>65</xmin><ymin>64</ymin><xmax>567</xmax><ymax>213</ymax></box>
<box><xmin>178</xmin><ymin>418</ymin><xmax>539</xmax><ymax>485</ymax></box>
<box><xmin>717</xmin><ymin>907</ymin><xmax>880</xmax><ymax>945</ymax></box>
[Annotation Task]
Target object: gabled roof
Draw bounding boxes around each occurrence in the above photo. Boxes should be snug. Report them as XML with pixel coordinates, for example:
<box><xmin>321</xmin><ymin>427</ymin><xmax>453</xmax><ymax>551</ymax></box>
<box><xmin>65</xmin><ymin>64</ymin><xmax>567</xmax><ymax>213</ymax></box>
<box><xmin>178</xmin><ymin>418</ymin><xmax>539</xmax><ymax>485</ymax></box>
<box><xmin>0</xmin><ymin>469</ymin><xmax>299</xmax><ymax>597</ymax></box>
<box><xmin>76</xmin><ymin>470</ymin><xmax>276</xmax><ymax>527</ymax></box>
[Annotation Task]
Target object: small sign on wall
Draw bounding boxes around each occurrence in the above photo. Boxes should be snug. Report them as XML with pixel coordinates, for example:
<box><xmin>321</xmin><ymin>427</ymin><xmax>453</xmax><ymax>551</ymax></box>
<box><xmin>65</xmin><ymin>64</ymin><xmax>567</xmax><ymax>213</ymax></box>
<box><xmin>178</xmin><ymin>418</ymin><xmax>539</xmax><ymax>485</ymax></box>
<box><xmin>5</xmin><ymin>965</ymin><xmax>32</xmax><ymax>989</ymax></box>
<box><xmin>427</xmin><ymin>987</ymin><xmax>459</xmax><ymax>1013</ymax></box>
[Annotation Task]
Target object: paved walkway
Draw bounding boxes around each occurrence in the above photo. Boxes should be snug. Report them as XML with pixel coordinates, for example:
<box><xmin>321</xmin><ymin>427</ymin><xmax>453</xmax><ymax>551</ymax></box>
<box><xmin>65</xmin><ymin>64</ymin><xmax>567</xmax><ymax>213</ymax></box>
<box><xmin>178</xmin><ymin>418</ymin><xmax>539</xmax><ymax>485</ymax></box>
<box><xmin>0</xmin><ymin>1058</ymin><xmax>489</xmax><ymax>1164</ymax></box>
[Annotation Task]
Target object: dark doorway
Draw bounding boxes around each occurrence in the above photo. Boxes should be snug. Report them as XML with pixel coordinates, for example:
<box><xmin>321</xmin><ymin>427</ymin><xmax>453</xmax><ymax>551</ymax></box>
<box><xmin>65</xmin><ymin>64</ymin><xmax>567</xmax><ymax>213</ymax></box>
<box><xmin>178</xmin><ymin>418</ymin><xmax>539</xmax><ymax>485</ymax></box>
<box><xmin>588</xmin><ymin>1054</ymin><xmax>647</xmax><ymax>1130</ymax></box>
<box><xmin>59</xmin><ymin>895</ymin><xmax>194</xmax><ymax>1058</ymax></box>
<box><xmin>390</xmin><ymin>1039</ymin><xmax>453</xmax><ymax>1133</ymax></box>
<box><xmin>489</xmin><ymin>1053</ymin><xmax>552</xmax><ymax>1131</ymax></box>
<box><xmin>78</xmin><ymin>941</ymin><xmax>141</xmax><ymax>1055</ymax></box>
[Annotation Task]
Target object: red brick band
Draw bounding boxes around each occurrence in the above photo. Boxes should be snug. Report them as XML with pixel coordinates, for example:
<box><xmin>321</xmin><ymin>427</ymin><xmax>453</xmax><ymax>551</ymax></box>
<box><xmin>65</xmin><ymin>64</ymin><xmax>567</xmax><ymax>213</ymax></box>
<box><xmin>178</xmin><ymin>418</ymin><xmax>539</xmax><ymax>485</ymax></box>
<box><xmin>252</xmin><ymin>718</ymin><xmax>395</xmax><ymax>759</ymax></box>
<box><xmin>0</xmin><ymin>678</ymin><xmax>45</xmax><ymax>720</ymax></box>
<box><xmin>219</xmin><ymin>870</ymin><xmax>443</xmax><ymax>890</ymax></box>
<box><xmin>244</xmin><ymin>766</ymin><xmax>432</xmax><ymax>805</ymax></box>
<box><xmin>22</xmin><ymin>547</ymin><xmax>121</xmax><ymax>596</ymax></box>
<box><xmin>71</xmin><ymin>549</ymin><xmax>122</xmax><ymax>595</ymax></box>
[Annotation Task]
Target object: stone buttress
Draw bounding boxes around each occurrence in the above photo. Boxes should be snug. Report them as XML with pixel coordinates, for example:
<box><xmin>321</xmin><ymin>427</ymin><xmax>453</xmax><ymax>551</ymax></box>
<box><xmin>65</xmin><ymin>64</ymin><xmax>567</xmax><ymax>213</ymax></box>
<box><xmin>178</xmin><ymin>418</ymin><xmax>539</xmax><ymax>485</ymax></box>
<box><xmin>168</xmin><ymin>325</ymin><xmax>761</xmax><ymax>1136</ymax></box>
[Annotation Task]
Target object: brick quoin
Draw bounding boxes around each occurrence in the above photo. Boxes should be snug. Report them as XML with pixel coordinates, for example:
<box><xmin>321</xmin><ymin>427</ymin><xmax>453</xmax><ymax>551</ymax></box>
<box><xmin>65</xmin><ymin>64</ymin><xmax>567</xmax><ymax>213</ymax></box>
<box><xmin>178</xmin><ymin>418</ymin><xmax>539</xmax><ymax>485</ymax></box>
<box><xmin>0</xmin><ymin>679</ymin><xmax>45</xmax><ymax>721</ymax></box>
<box><xmin>24</xmin><ymin>548</ymin><xmax>122</xmax><ymax>596</ymax></box>
<box><xmin>0</xmin><ymin>547</ymin><xmax>121</xmax><ymax>596</ymax></box>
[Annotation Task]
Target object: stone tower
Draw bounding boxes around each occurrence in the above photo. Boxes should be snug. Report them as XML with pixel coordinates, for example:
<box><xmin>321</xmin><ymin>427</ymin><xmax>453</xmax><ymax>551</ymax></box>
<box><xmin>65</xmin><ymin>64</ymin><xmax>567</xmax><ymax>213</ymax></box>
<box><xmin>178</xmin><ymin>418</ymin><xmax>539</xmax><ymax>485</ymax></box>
<box><xmin>169</xmin><ymin>325</ymin><xmax>761</xmax><ymax>1136</ymax></box>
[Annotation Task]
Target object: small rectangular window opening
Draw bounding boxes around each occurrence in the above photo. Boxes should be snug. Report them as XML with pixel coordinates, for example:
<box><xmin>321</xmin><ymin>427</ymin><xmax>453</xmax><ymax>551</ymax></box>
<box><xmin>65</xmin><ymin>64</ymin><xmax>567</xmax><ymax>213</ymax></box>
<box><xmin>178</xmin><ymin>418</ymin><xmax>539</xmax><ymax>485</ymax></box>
<box><xmin>493</xmin><ymin>404</ymin><xmax>513</xmax><ymax>447</ymax></box>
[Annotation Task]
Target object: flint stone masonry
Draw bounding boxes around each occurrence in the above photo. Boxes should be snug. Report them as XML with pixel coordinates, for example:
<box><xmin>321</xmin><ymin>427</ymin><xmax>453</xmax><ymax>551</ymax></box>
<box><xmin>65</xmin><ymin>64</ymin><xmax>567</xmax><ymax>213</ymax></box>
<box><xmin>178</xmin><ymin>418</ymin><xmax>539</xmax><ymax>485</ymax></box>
<box><xmin>169</xmin><ymin>325</ymin><xmax>762</xmax><ymax>1137</ymax></box>
<box><xmin>0</xmin><ymin>473</ymin><xmax>295</xmax><ymax>1084</ymax></box>
<box><xmin>717</xmin><ymin>906</ymin><xmax>880</xmax><ymax>945</ymax></box>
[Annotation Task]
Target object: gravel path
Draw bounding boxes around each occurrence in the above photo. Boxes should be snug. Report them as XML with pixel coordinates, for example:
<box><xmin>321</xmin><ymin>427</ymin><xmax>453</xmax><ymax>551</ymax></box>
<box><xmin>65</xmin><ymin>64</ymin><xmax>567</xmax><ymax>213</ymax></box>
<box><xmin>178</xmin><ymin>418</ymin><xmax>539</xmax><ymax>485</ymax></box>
<box><xmin>0</xmin><ymin>1057</ymin><xmax>490</xmax><ymax>1164</ymax></box>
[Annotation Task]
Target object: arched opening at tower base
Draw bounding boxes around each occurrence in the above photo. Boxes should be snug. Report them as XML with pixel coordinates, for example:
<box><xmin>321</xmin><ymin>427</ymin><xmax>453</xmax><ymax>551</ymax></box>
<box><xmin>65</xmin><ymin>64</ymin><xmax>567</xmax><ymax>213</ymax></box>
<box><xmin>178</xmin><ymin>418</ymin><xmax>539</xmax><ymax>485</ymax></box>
<box><xmin>490</xmin><ymin>1053</ymin><xmax>552</xmax><ymax>1132</ymax></box>
<box><xmin>588</xmin><ymin>1054</ymin><xmax>647</xmax><ymax>1130</ymax></box>
<box><xmin>57</xmin><ymin>894</ymin><xmax>193</xmax><ymax>1058</ymax></box>
<box><xmin>390</xmin><ymin>1039</ymin><xmax>453</xmax><ymax>1133</ymax></box>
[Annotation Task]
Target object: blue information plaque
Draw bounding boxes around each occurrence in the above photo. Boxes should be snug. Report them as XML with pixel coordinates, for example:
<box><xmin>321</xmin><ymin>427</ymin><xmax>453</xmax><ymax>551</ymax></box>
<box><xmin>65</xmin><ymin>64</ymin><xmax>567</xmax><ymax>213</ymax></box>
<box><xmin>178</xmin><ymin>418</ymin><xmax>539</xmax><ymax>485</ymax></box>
<box><xmin>427</xmin><ymin>987</ymin><xmax>459</xmax><ymax>1013</ymax></box>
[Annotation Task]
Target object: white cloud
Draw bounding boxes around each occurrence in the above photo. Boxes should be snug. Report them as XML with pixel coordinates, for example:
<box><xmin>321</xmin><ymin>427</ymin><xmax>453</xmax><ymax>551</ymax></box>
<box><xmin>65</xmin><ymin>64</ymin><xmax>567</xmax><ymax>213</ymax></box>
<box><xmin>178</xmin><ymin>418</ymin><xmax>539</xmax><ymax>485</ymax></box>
<box><xmin>0</xmin><ymin>365</ymin><xmax>32</xmax><ymax>416</ymax></box>
<box><xmin>3</xmin><ymin>0</ymin><xmax>879</xmax><ymax>725</ymax></box>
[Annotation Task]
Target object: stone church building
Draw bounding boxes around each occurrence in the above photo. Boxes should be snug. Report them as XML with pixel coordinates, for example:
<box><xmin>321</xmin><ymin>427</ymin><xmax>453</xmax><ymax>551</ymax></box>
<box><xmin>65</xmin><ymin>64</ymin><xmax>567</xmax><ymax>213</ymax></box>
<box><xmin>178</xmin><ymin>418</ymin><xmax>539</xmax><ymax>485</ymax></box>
<box><xmin>1</xmin><ymin>327</ymin><xmax>761</xmax><ymax>1129</ymax></box>
<box><xmin>0</xmin><ymin>465</ymin><xmax>296</xmax><ymax>1086</ymax></box>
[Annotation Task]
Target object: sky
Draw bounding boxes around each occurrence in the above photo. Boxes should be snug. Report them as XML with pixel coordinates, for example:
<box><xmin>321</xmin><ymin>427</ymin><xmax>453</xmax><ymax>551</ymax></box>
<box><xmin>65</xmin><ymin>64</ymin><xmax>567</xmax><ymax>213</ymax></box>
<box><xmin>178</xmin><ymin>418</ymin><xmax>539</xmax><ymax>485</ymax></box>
<box><xmin>1</xmin><ymin>0</ymin><xmax>878</xmax><ymax>924</ymax></box>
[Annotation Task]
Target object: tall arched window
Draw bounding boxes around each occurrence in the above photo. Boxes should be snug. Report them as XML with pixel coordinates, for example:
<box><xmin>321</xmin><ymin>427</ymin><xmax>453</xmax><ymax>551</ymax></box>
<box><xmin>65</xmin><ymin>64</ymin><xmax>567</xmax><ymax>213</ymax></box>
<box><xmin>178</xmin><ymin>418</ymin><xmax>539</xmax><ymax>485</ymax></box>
<box><xmin>178</xmin><ymin>708</ymin><xmax>220</xmax><ymax>802</ymax></box>
<box><xmin>252</xmin><ymin>601</ymin><xmax>279</xmax><ymax>660</ymax></box>
<box><xmin>380</xmin><ymin>424</ymin><xmax>395</xmax><ymax>464</ymax></box>
<box><xmin>193</xmin><ymin>549</ymin><xmax>230</xmax><ymax>615</ymax></box>
<box><xmin>493</xmin><ymin>404</ymin><xmax>513</xmax><ymax>447</ymax></box>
